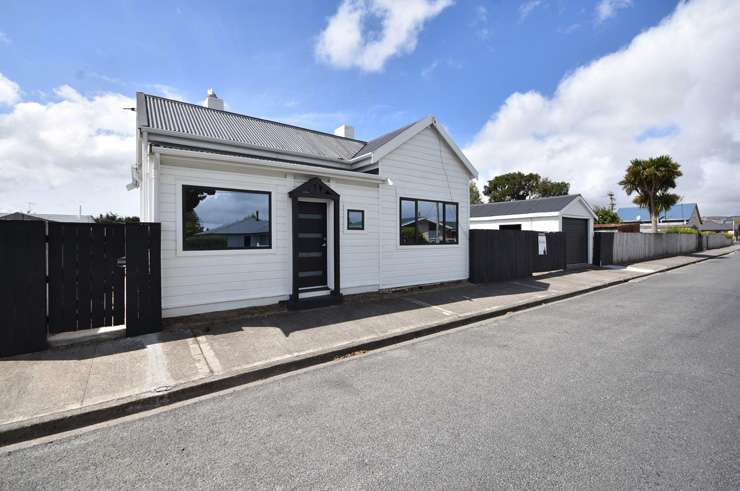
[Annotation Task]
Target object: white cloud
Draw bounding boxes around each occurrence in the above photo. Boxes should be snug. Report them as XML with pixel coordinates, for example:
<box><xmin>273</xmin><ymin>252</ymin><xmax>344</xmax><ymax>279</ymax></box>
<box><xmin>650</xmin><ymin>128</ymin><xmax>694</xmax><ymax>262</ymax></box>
<box><xmin>464</xmin><ymin>0</ymin><xmax>740</xmax><ymax>215</ymax></box>
<box><xmin>0</xmin><ymin>75</ymin><xmax>137</xmax><ymax>216</ymax></box>
<box><xmin>471</xmin><ymin>5</ymin><xmax>491</xmax><ymax>40</ymax></box>
<box><xmin>519</xmin><ymin>0</ymin><xmax>543</xmax><ymax>20</ymax></box>
<box><xmin>149</xmin><ymin>84</ymin><xmax>186</xmax><ymax>101</ymax></box>
<box><xmin>0</xmin><ymin>72</ymin><xmax>20</xmax><ymax>105</ymax></box>
<box><xmin>595</xmin><ymin>0</ymin><xmax>632</xmax><ymax>23</ymax></box>
<box><xmin>315</xmin><ymin>0</ymin><xmax>453</xmax><ymax>72</ymax></box>
<box><xmin>421</xmin><ymin>58</ymin><xmax>462</xmax><ymax>78</ymax></box>
<box><xmin>0</xmin><ymin>31</ymin><xmax>10</xmax><ymax>45</ymax></box>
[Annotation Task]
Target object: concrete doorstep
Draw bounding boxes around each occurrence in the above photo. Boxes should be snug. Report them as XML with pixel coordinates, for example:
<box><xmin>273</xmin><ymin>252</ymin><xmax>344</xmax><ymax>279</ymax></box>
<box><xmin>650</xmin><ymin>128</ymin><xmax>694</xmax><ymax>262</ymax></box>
<box><xmin>0</xmin><ymin>245</ymin><xmax>737</xmax><ymax>447</ymax></box>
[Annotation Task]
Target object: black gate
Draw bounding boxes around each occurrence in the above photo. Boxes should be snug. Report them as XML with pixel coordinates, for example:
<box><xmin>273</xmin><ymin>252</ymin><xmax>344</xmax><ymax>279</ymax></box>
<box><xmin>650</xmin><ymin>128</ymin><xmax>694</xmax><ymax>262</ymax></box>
<box><xmin>0</xmin><ymin>221</ymin><xmax>161</xmax><ymax>357</ymax></box>
<box><xmin>562</xmin><ymin>217</ymin><xmax>588</xmax><ymax>265</ymax></box>
<box><xmin>47</xmin><ymin>223</ymin><xmax>125</xmax><ymax>333</ymax></box>
<box><xmin>469</xmin><ymin>229</ymin><xmax>566</xmax><ymax>283</ymax></box>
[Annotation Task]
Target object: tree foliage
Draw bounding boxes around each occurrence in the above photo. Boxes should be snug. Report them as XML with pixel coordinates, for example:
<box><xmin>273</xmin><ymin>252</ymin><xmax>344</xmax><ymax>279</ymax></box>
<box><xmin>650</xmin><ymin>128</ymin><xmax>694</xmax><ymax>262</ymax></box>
<box><xmin>593</xmin><ymin>206</ymin><xmax>621</xmax><ymax>224</ymax></box>
<box><xmin>469</xmin><ymin>182</ymin><xmax>483</xmax><ymax>204</ymax></box>
<box><xmin>536</xmin><ymin>178</ymin><xmax>570</xmax><ymax>198</ymax></box>
<box><xmin>619</xmin><ymin>155</ymin><xmax>682</xmax><ymax>233</ymax></box>
<box><xmin>94</xmin><ymin>213</ymin><xmax>140</xmax><ymax>224</ymax></box>
<box><xmin>482</xmin><ymin>172</ymin><xmax>570</xmax><ymax>202</ymax></box>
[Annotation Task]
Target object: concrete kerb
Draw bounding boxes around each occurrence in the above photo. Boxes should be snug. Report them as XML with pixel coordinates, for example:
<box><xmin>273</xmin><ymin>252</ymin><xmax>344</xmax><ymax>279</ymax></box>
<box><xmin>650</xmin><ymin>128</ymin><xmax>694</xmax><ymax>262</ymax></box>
<box><xmin>1</xmin><ymin>246</ymin><xmax>736</xmax><ymax>447</ymax></box>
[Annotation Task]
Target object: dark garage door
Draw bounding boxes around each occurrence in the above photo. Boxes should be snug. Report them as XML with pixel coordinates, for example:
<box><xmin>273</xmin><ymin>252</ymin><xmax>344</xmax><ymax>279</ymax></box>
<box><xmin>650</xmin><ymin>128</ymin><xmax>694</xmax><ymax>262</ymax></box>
<box><xmin>562</xmin><ymin>217</ymin><xmax>588</xmax><ymax>265</ymax></box>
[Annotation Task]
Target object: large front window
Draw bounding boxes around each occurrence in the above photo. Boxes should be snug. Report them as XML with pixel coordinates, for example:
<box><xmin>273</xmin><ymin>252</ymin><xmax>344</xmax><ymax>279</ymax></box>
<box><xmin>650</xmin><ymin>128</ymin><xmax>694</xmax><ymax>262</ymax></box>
<box><xmin>400</xmin><ymin>198</ymin><xmax>458</xmax><ymax>245</ymax></box>
<box><xmin>182</xmin><ymin>185</ymin><xmax>271</xmax><ymax>251</ymax></box>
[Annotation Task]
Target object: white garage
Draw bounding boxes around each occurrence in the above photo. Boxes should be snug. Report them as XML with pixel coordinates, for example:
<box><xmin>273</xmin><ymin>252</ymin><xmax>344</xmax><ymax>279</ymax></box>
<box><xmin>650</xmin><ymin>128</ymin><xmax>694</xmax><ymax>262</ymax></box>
<box><xmin>470</xmin><ymin>194</ymin><xmax>596</xmax><ymax>265</ymax></box>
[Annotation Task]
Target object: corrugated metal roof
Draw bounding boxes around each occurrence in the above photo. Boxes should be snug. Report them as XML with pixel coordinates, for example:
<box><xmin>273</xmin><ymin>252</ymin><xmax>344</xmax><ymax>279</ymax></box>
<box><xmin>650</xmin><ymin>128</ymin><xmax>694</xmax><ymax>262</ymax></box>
<box><xmin>141</xmin><ymin>94</ymin><xmax>367</xmax><ymax>161</ymax></box>
<box><xmin>471</xmin><ymin>195</ymin><xmax>581</xmax><ymax>217</ymax></box>
<box><xmin>353</xmin><ymin>120</ymin><xmax>418</xmax><ymax>157</ymax></box>
<box><xmin>200</xmin><ymin>217</ymin><xmax>269</xmax><ymax>235</ymax></box>
<box><xmin>617</xmin><ymin>203</ymin><xmax>698</xmax><ymax>222</ymax></box>
<box><xmin>0</xmin><ymin>212</ymin><xmax>95</xmax><ymax>223</ymax></box>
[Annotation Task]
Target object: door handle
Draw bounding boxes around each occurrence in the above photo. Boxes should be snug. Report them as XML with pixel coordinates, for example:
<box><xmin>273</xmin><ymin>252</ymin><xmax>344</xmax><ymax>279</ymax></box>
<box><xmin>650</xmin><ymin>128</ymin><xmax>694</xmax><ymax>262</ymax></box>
<box><xmin>321</xmin><ymin>238</ymin><xmax>327</xmax><ymax>247</ymax></box>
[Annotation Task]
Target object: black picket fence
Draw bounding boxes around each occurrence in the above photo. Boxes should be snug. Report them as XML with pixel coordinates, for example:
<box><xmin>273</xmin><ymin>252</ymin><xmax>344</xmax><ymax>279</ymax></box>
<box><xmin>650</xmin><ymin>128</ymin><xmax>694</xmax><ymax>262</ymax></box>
<box><xmin>0</xmin><ymin>221</ymin><xmax>161</xmax><ymax>357</ymax></box>
<box><xmin>469</xmin><ymin>229</ymin><xmax>567</xmax><ymax>283</ymax></box>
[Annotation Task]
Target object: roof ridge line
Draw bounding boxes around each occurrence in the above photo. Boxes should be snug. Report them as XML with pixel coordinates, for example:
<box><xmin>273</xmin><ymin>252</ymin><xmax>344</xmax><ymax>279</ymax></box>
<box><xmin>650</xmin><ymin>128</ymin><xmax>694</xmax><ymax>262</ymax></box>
<box><xmin>142</xmin><ymin>93</ymin><xmax>368</xmax><ymax>144</ymax></box>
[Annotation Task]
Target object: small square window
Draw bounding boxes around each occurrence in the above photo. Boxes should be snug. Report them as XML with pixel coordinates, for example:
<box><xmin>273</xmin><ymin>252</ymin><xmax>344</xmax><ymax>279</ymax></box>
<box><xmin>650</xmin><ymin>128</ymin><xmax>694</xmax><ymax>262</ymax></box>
<box><xmin>347</xmin><ymin>209</ymin><xmax>364</xmax><ymax>230</ymax></box>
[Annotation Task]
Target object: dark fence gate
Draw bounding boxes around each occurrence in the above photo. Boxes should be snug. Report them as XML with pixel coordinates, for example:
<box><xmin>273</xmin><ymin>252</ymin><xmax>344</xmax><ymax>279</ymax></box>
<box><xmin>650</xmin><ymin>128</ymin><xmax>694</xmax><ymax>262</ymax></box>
<box><xmin>469</xmin><ymin>229</ymin><xmax>566</xmax><ymax>283</ymax></box>
<box><xmin>0</xmin><ymin>221</ymin><xmax>161</xmax><ymax>357</ymax></box>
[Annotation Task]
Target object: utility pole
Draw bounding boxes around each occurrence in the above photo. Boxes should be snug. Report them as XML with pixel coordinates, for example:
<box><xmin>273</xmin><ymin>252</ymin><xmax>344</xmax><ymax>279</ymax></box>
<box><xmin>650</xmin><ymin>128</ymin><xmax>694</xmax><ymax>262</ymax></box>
<box><xmin>607</xmin><ymin>192</ymin><xmax>616</xmax><ymax>212</ymax></box>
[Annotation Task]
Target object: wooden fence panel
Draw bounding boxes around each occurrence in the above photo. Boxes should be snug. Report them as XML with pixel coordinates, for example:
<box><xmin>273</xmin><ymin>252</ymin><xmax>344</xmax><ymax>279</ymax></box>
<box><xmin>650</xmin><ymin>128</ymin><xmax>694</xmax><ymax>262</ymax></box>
<box><xmin>90</xmin><ymin>226</ymin><xmax>106</xmax><ymax>328</ymax></box>
<box><xmin>125</xmin><ymin>223</ymin><xmax>161</xmax><ymax>337</ymax></box>
<box><xmin>108</xmin><ymin>225</ymin><xmax>125</xmax><ymax>326</ymax></box>
<box><xmin>470</xmin><ymin>229</ymin><xmax>567</xmax><ymax>284</ymax></box>
<box><xmin>48</xmin><ymin>223</ymin><xmax>128</xmax><ymax>333</ymax></box>
<box><xmin>533</xmin><ymin>232</ymin><xmax>567</xmax><ymax>273</ymax></box>
<box><xmin>1</xmin><ymin>221</ymin><xmax>162</xmax><ymax>356</ymax></box>
<box><xmin>0</xmin><ymin>221</ymin><xmax>47</xmax><ymax>357</ymax></box>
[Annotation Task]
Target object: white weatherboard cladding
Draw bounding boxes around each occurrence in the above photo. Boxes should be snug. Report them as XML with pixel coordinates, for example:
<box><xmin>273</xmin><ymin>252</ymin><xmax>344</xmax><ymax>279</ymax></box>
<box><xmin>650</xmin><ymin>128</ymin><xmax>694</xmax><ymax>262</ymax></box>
<box><xmin>470</xmin><ymin>216</ymin><xmax>561</xmax><ymax>232</ymax></box>
<box><xmin>157</xmin><ymin>159</ymin><xmax>381</xmax><ymax>317</ymax></box>
<box><xmin>561</xmin><ymin>197</ymin><xmax>596</xmax><ymax>220</ymax></box>
<box><xmin>378</xmin><ymin>126</ymin><xmax>471</xmax><ymax>288</ymax></box>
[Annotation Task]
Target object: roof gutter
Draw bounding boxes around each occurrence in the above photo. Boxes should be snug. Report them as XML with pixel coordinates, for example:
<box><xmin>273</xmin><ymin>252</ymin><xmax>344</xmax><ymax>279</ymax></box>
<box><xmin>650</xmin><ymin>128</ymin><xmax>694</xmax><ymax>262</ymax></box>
<box><xmin>154</xmin><ymin>146</ymin><xmax>387</xmax><ymax>184</ymax></box>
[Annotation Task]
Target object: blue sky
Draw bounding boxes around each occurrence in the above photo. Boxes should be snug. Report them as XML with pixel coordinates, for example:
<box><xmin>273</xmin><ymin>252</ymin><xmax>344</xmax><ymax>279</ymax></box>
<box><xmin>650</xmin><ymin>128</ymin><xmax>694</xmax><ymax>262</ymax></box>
<box><xmin>2</xmin><ymin>0</ymin><xmax>676</xmax><ymax>141</ymax></box>
<box><xmin>1</xmin><ymin>0</ymin><xmax>739</xmax><ymax>216</ymax></box>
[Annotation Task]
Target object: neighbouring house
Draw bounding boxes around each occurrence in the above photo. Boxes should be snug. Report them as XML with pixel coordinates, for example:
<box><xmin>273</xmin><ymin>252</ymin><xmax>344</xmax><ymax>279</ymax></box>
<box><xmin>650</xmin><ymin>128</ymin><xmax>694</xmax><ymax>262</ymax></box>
<box><xmin>617</xmin><ymin>203</ymin><xmax>702</xmax><ymax>231</ymax></box>
<box><xmin>698</xmin><ymin>217</ymin><xmax>737</xmax><ymax>237</ymax></box>
<box><xmin>0</xmin><ymin>212</ymin><xmax>95</xmax><ymax>223</ymax></box>
<box><xmin>594</xmin><ymin>223</ymin><xmax>640</xmax><ymax>233</ymax></box>
<box><xmin>132</xmin><ymin>90</ymin><xmax>477</xmax><ymax>317</ymax></box>
<box><xmin>470</xmin><ymin>194</ymin><xmax>596</xmax><ymax>265</ymax></box>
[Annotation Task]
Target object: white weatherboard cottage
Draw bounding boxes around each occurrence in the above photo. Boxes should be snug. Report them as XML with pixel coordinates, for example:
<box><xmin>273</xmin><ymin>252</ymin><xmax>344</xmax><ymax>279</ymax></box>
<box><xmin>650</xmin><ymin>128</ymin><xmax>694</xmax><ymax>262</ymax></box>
<box><xmin>132</xmin><ymin>91</ymin><xmax>477</xmax><ymax>317</ymax></box>
<box><xmin>470</xmin><ymin>195</ymin><xmax>596</xmax><ymax>265</ymax></box>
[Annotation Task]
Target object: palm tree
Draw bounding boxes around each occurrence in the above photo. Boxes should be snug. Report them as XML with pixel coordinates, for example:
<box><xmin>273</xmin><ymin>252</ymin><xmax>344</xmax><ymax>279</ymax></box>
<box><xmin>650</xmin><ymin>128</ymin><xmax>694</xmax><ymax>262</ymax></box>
<box><xmin>619</xmin><ymin>155</ymin><xmax>682</xmax><ymax>233</ymax></box>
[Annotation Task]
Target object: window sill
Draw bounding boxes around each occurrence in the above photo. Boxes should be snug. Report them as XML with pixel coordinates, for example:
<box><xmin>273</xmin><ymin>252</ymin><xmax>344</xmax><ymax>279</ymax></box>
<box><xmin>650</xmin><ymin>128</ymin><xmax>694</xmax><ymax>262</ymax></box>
<box><xmin>397</xmin><ymin>243</ymin><xmax>461</xmax><ymax>251</ymax></box>
<box><xmin>175</xmin><ymin>248</ymin><xmax>277</xmax><ymax>257</ymax></box>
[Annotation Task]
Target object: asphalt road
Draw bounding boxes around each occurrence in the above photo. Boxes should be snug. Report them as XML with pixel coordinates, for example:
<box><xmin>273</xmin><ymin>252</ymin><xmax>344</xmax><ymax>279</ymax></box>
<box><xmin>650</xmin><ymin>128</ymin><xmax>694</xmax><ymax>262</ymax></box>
<box><xmin>2</xmin><ymin>252</ymin><xmax>739</xmax><ymax>489</ymax></box>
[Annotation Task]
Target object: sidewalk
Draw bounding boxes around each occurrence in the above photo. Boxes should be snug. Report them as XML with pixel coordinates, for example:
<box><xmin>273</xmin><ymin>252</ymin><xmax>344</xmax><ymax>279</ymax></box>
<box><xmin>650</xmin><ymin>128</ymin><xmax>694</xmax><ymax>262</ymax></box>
<box><xmin>1</xmin><ymin>245</ymin><xmax>737</xmax><ymax>444</ymax></box>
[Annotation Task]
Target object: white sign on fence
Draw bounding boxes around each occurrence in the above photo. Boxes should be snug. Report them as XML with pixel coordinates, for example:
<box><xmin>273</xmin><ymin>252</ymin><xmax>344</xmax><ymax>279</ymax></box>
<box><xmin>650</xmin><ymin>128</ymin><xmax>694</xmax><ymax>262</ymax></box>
<box><xmin>538</xmin><ymin>233</ymin><xmax>547</xmax><ymax>255</ymax></box>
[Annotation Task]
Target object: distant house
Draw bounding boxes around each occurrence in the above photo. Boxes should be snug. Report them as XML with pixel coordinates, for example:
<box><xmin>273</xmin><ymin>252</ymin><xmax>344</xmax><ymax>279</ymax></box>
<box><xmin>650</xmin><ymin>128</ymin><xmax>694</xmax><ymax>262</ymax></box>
<box><xmin>617</xmin><ymin>203</ymin><xmax>701</xmax><ymax>231</ymax></box>
<box><xmin>0</xmin><ymin>212</ymin><xmax>95</xmax><ymax>223</ymax></box>
<box><xmin>196</xmin><ymin>216</ymin><xmax>271</xmax><ymax>249</ymax></box>
<box><xmin>698</xmin><ymin>218</ymin><xmax>737</xmax><ymax>237</ymax></box>
<box><xmin>470</xmin><ymin>194</ymin><xmax>596</xmax><ymax>265</ymax></box>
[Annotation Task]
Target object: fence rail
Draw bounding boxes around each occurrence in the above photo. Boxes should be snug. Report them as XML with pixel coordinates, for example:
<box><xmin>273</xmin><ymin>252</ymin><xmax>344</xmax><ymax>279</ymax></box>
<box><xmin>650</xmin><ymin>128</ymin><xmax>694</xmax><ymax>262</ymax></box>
<box><xmin>470</xmin><ymin>229</ymin><xmax>566</xmax><ymax>283</ymax></box>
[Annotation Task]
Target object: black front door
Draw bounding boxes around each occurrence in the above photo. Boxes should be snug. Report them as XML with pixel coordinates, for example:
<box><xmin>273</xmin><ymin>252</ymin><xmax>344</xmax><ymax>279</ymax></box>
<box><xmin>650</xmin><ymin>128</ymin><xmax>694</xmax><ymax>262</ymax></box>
<box><xmin>296</xmin><ymin>201</ymin><xmax>327</xmax><ymax>288</ymax></box>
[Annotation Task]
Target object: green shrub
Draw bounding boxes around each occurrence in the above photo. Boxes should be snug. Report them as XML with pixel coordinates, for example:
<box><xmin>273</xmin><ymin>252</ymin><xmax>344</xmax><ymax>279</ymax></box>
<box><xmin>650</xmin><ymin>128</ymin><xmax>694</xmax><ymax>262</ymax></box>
<box><xmin>725</xmin><ymin>231</ymin><xmax>735</xmax><ymax>240</ymax></box>
<box><xmin>663</xmin><ymin>226</ymin><xmax>698</xmax><ymax>235</ymax></box>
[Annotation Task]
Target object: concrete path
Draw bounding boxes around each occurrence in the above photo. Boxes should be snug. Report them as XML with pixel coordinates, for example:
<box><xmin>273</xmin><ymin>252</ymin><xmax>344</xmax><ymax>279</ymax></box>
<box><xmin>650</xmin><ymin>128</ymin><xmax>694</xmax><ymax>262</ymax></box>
<box><xmin>0</xmin><ymin>246</ymin><xmax>736</xmax><ymax>441</ymax></box>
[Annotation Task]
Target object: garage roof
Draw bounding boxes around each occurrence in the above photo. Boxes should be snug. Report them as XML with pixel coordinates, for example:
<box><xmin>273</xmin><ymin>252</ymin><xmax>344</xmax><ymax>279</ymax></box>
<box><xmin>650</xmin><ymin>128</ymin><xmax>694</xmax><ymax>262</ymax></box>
<box><xmin>471</xmin><ymin>195</ymin><xmax>583</xmax><ymax>218</ymax></box>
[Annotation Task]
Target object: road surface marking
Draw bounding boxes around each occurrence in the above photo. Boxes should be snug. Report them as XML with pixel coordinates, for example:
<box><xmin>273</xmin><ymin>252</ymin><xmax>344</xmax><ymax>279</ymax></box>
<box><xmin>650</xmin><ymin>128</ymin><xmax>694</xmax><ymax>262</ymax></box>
<box><xmin>195</xmin><ymin>335</ymin><xmax>224</xmax><ymax>374</ymax></box>
<box><xmin>403</xmin><ymin>297</ymin><xmax>455</xmax><ymax>316</ymax></box>
<box><xmin>186</xmin><ymin>336</ymin><xmax>212</xmax><ymax>377</ymax></box>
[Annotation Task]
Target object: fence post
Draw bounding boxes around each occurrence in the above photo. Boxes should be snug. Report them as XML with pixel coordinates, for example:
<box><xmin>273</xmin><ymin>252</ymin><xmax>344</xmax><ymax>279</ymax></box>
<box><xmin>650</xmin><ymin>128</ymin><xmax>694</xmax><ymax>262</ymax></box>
<box><xmin>0</xmin><ymin>221</ymin><xmax>47</xmax><ymax>357</ymax></box>
<box><xmin>125</xmin><ymin>223</ymin><xmax>162</xmax><ymax>337</ymax></box>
